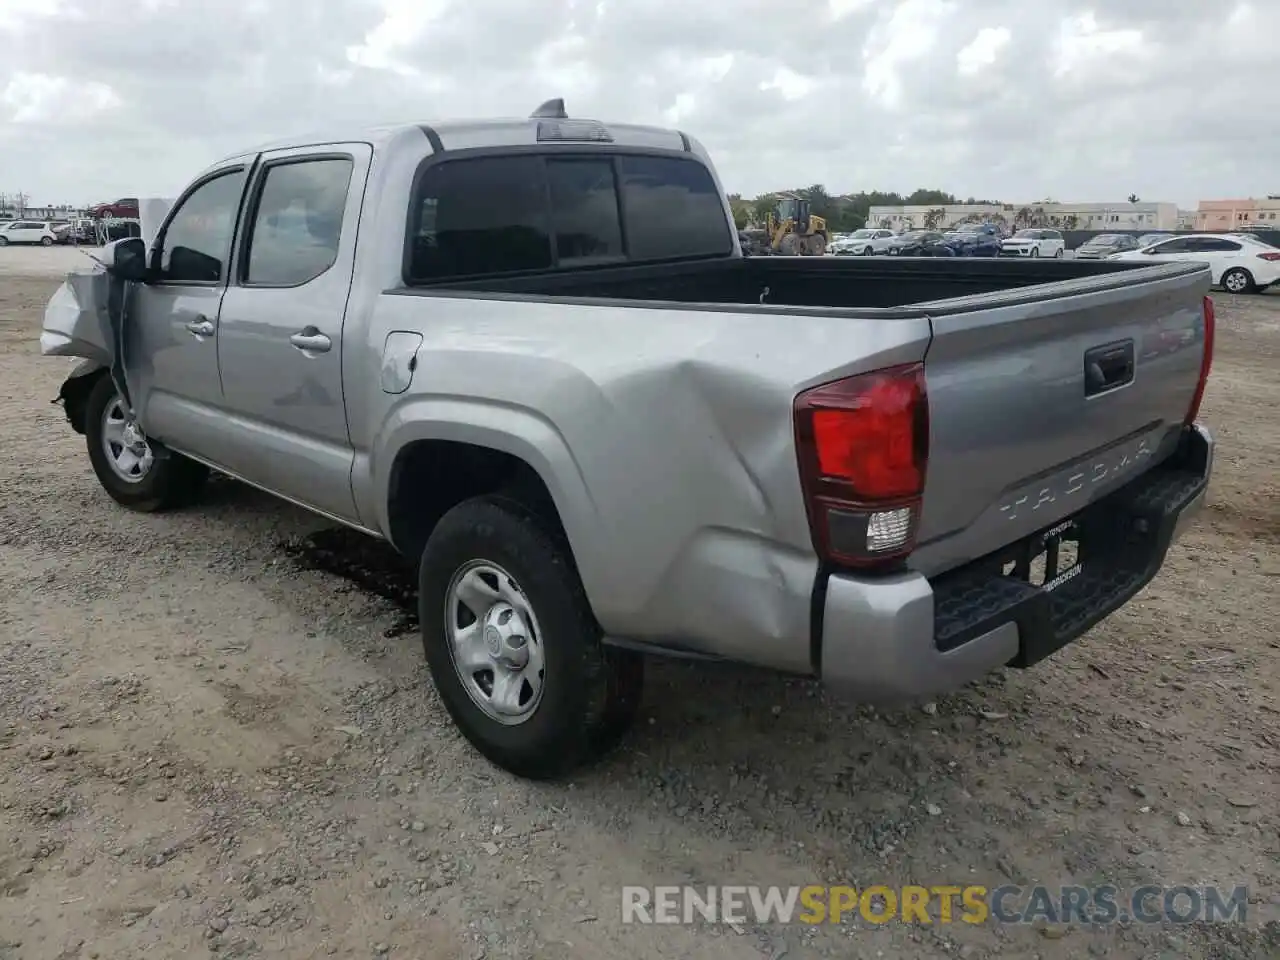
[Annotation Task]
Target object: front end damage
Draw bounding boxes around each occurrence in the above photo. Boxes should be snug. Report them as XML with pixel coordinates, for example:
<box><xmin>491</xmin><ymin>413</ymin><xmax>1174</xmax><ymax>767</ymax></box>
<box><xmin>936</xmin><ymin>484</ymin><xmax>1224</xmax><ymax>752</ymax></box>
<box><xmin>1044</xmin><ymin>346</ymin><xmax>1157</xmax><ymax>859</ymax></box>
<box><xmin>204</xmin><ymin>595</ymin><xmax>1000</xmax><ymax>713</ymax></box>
<box><xmin>40</xmin><ymin>244</ymin><xmax>137</xmax><ymax>434</ymax></box>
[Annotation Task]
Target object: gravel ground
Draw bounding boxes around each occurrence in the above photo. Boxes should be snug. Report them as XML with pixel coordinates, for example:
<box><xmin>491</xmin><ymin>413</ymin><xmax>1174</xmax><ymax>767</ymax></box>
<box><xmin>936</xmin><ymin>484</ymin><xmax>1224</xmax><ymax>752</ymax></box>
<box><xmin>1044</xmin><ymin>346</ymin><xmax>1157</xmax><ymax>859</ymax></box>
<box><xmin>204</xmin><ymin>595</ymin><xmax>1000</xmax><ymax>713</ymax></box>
<box><xmin>1</xmin><ymin>247</ymin><xmax>1277</xmax><ymax>959</ymax></box>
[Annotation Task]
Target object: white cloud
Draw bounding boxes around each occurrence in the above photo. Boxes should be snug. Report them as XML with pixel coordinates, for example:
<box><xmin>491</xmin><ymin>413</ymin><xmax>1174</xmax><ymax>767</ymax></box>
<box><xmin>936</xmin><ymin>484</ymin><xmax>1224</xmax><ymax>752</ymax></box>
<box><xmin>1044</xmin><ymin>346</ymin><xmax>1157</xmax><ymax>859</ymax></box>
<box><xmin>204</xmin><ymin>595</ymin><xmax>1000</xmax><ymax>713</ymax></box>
<box><xmin>0</xmin><ymin>0</ymin><xmax>1277</xmax><ymax>207</ymax></box>
<box><xmin>862</xmin><ymin>0</ymin><xmax>952</xmax><ymax>110</ymax></box>
<box><xmin>956</xmin><ymin>26</ymin><xmax>1011</xmax><ymax>77</ymax></box>
<box><xmin>3</xmin><ymin>72</ymin><xmax>120</xmax><ymax>124</ymax></box>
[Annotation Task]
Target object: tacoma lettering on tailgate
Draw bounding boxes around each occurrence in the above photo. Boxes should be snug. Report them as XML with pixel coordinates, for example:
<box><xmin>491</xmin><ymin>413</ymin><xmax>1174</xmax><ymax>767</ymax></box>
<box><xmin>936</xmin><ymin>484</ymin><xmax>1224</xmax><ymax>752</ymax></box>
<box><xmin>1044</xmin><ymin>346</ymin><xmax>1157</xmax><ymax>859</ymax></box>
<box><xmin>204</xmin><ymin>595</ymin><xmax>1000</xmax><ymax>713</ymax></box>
<box><xmin>999</xmin><ymin>435</ymin><xmax>1156</xmax><ymax>522</ymax></box>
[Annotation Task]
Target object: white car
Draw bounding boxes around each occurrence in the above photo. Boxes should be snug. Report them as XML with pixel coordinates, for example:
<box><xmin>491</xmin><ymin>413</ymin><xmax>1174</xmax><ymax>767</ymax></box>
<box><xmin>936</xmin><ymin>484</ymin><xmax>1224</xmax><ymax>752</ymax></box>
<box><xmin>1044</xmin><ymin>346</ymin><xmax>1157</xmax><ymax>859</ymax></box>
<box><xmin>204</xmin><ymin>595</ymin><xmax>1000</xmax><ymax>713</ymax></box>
<box><xmin>1000</xmin><ymin>228</ymin><xmax>1065</xmax><ymax>259</ymax></box>
<box><xmin>0</xmin><ymin>220</ymin><xmax>58</xmax><ymax>246</ymax></box>
<box><xmin>1109</xmin><ymin>232</ymin><xmax>1280</xmax><ymax>295</ymax></box>
<box><xmin>829</xmin><ymin>227</ymin><xmax>894</xmax><ymax>256</ymax></box>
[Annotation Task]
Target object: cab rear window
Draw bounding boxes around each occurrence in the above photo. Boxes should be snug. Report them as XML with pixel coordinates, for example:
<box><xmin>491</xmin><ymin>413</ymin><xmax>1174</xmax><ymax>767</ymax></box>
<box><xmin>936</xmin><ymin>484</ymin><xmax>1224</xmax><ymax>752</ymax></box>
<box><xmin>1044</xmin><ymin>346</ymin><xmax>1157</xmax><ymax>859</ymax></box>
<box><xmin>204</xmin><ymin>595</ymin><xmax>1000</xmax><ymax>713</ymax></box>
<box><xmin>405</xmin><ymin>152</ymin><xmax>732</xmax><ymax>283</ymax></box>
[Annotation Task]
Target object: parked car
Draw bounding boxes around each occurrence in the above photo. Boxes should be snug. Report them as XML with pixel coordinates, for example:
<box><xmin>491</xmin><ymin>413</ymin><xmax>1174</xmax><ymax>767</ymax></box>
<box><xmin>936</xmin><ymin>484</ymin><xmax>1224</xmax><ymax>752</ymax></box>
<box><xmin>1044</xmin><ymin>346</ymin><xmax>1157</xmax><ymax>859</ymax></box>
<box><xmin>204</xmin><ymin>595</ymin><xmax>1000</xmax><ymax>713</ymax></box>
<box><xmin>1136</xmin><ymin>233</ymin><xmax>1175</xmax><ymax>248</ymax></box>
<box><xmin>0</xmin><ymin>220</ymin><xmax>58</xmax><ymax>246</ymax></box>
<box><xmin>88</xmin><ymin>198</ymin><xmax>140</xmax><ymax>220</ymax></box>
<box><xmin>884</xmin><ymin>230</ymin><xmax>954</xmax><ymax>256</ymax></box>
<box><xmin>1108</xmin><ymin>232</ymin><xmax>1280</xmax><ymax>294</ymax></box>
<box><xmin>940</xmin><ymin>223</ymin><xmax>1003</xmax><ymax>257</ymax></box>
<box><xmin>1075</xmin><ymin>234</ymin><xmax>1141</xmax><ymax>259</ymax></box>
<box><xmin>1000</xmin><ymin>228</ymin><xmax>1065</xmax><ymax>259</ymax></box>
<box><xmin>829</xmin><ymin>227</ymin><xmax>894</xmax><ymax>256</ymax></box>
<box><xmin>42</xmin><ymin>102</ymin><xmax>1215</xmax><ymax>780</ymax></box>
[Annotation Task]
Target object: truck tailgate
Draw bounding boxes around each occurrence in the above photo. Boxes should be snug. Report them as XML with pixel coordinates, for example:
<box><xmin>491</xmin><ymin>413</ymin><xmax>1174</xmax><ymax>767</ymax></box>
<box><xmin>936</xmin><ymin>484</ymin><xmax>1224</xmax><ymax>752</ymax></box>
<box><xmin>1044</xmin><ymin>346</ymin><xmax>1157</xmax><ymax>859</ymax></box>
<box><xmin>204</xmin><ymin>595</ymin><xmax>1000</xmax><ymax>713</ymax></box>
<box><xmin>911</xmin><ymin>262</ymin><xmax>1211</xmax><ymax>577</ymax></box>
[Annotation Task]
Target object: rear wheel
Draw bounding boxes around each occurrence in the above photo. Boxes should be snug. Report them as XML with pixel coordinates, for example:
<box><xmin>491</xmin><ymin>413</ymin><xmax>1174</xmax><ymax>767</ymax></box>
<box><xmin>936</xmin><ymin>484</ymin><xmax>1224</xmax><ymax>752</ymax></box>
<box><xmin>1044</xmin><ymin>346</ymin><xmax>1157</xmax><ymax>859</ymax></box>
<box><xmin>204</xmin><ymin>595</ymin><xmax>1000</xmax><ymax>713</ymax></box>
<box><xmin>418</xmin><ymin>496</ymin><xmax>644</xmax><ymax>780</ymax></box>
<box><xmin>805</xmin><ymin>234</ymin><xmax>827</xmax><ymax>256</ymax></box>
<box><xmin>1221</xmin><ymin>267</ymin><xmax>1255</xmax><ymax>295</ymax></box>
<box><xmin>83</xmin><ymin>374</ymin><xmax>208</xmax><ymax>511</ymax></box>
<box><xmin>779</xmin><ymin>233</ymin><xmax>800</xmax><ymax>256</ymax></box>
<box><xmin>40</xmin><ymin>236</ymin><xmax>53</xmax><ymax>247</ymax></box>
<box><xmin>1054</xmin><ymin>248</ymin><xmax>1064</xmax><ymax>259</ymax></box>
<box><xmin>0</xmin><ymin>236</ymin><xmax>8</xmax><ymax>247</ymax></box>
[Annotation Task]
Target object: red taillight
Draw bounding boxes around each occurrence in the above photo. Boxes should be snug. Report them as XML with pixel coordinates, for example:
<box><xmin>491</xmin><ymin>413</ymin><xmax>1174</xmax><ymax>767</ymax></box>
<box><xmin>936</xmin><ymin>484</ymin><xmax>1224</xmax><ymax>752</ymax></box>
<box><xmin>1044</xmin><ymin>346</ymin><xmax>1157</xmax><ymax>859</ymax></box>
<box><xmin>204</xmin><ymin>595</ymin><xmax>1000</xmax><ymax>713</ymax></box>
<box><xmin>1257</xmin><ymin>251</ymin><xmax>1280</xmax><ymax>262</ymax></box>
<box><xmin>794</xmin><ymin>363</ymin><xmax>928</xmax><ymax>568</ymax></box>
<box><xmin>1185</xmin><ymin>295</ymin><xmax>1215</xmax><ymax>425</ymax></box>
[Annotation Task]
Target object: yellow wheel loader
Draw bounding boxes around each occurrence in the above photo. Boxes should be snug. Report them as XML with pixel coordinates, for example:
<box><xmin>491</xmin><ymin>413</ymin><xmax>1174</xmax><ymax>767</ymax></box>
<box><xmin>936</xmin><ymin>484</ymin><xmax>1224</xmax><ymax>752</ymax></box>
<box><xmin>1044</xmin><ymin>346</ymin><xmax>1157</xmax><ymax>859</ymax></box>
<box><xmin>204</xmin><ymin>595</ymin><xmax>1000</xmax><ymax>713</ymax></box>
<box><xmin>767</xmin><ymin>195</ymin><xmax>828</xmax><ymax>256</ymax></box>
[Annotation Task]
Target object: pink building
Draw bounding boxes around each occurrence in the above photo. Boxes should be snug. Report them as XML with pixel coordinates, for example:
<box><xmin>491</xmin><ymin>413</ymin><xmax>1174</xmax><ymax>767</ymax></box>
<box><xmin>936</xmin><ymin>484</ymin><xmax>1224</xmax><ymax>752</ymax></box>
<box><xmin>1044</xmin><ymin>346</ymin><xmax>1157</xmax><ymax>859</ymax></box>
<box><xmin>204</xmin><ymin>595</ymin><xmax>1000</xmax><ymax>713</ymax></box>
<box><xmin>1196</xmin><ymin>197</ymin><xmax>1280</xmax><ymax>230</ymax></box>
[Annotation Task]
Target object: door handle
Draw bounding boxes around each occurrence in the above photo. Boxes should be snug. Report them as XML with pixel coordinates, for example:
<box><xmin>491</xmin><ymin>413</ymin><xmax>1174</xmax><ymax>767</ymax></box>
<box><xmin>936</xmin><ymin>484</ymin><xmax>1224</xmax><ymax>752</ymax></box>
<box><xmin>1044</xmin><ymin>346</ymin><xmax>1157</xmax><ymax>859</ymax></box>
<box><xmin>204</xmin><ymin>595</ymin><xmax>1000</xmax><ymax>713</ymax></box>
<box><xmin>185</xmin><ymin>317</ymin><xmax>215</xmax><ymax>338</ymax></box>
<box><xmin>289</xmin><ymin>328</ymin><xmax>332</xmax><ymax>354</ymax></box>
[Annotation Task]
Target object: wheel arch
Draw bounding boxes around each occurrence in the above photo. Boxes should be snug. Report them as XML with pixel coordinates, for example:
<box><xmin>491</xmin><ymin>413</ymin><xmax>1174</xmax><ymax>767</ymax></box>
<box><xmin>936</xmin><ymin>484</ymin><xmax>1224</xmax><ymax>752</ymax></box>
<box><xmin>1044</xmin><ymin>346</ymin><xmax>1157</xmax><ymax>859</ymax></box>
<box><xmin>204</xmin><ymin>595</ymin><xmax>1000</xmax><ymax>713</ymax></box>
<box><xmin>58</xmin><ymin>361</ymin><xmax>108</xmax><ymax>435</ymax></box>
<box><xmin>373</xmin><ymin>404</ymin><xmax>604</xmax><ymax>599</ymax></box>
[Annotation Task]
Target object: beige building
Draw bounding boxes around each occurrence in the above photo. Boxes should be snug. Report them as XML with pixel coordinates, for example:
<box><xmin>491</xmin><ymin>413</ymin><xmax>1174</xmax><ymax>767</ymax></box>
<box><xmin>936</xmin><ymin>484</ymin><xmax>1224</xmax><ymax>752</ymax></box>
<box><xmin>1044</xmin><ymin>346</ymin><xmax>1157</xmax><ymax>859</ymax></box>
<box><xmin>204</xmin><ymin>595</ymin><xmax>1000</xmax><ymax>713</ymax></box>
<box><xmin>1195</xmin><ymin>197</ymin><xmax>1280</xmax><ymax>232</ymax></box>
<box><xmin>867</xmin><ymin>201</ymin><xmax>1179</xmax><ymax>232</ymax></box>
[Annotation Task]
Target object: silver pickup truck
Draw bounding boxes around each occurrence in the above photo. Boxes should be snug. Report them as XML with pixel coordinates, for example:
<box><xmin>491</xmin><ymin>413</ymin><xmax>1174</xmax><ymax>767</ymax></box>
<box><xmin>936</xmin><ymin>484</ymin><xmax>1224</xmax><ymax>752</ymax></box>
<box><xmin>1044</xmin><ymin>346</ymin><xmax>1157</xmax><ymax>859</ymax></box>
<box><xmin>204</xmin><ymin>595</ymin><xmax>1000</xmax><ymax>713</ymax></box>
<box><xmin>41</xmin><ymin>100</ymin><xmax>1216</xmax><ymax>780</ymax></box>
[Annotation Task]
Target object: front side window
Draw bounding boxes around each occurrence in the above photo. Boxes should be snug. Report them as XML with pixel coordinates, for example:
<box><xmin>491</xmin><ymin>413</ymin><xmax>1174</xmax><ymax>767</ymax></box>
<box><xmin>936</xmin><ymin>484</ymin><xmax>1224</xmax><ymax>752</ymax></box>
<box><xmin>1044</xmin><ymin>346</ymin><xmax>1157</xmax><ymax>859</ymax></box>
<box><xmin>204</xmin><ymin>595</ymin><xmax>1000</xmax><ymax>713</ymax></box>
<box><xmin>244</xmin><ymin>157</ymin><xmax>353</xmax><ymax>286</ymax></box>
<box><xmin>158</xmin><ymin>168</ymin><xmax>250</xmax><ymax>283</ymax></box>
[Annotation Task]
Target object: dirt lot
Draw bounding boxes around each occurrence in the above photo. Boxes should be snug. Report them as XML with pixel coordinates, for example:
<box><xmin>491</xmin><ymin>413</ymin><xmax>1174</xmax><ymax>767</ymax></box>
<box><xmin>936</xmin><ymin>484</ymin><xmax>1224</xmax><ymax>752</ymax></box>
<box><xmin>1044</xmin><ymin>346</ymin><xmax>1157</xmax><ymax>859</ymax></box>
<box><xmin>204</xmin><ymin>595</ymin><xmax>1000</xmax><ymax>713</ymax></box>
<box><xmin>1</xmin><ymin>247</ymin><xmax>1277</xmax><ymax>959</ymax></box>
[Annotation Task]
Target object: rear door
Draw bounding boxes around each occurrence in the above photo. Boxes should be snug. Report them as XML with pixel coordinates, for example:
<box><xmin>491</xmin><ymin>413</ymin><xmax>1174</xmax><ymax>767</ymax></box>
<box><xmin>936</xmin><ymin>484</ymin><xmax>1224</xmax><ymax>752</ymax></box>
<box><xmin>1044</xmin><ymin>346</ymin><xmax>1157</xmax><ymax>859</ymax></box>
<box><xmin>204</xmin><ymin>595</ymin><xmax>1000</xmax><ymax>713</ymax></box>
<box><xmin>1183</xmin><ymin>236</ymin><xmax>1244</xmax><ymax>284</ymax></box>
<box><xmin>211</xmin><ymin>143</ymin><xmax>371</xmax><ymax>522</ymax></box>
<box><xmin>912</xmin><ymin>264</ymin><xmax>1210</xmax><ymax>576</ymax></box>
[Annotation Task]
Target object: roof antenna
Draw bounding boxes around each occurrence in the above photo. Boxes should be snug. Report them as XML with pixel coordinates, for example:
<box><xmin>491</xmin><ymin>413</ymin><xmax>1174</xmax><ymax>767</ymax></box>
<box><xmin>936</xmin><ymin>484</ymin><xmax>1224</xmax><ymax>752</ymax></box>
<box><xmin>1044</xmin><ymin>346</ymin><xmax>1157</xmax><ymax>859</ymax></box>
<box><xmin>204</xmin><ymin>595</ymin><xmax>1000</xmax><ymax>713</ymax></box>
<box><xmin>530</xmin><ymin>98</ymin><xmax>568</xmax><ymax>119</ymax></box>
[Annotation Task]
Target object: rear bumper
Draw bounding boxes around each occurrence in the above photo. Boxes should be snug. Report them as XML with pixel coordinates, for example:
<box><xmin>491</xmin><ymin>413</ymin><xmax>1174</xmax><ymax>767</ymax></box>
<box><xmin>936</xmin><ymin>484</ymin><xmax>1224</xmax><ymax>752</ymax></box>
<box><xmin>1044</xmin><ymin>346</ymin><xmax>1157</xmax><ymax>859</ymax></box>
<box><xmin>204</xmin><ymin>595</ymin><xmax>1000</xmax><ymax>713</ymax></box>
<box><xmin>817</xmin><ymin>423</ymin><xmax>1213</xmax><ymax>702</ymax></box>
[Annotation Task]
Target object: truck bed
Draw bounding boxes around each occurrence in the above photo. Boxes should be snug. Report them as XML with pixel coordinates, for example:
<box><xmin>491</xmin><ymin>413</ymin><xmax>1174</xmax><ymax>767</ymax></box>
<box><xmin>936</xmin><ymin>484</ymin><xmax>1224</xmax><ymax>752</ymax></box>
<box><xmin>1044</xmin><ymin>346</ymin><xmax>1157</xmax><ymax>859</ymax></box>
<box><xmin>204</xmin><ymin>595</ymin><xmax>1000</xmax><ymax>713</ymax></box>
<box><xmin>388</xmin><ymin>254</ymin><xmax>1211</xmax><ymax>586</ymax></box>
<box><xmin>401</xmin><ymin>253</ymin><xmax>1146</xmax><ymax>311</ymax></box>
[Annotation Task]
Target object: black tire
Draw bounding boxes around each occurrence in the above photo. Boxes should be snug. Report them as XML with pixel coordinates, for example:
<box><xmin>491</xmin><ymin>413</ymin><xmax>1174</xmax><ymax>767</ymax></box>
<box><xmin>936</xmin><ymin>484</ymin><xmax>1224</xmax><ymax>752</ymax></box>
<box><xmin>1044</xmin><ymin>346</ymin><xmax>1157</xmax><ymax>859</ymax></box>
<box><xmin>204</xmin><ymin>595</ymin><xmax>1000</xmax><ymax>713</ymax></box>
<box><xmin>40</xmin><ymin>236</ymin><xmax>53</xmax><ymax>246</ymax></box>
<box><xmin>1030</xmin><ymin>246</ymin><xmax>1040</xmax><ymax>258</ymax></box>
<box><xmin>0</xmin><ymin>236</ymin><xmax>8</xmax><ymax>247</ymax></box>
<box><xmin>1054</xmin><ymin>248</ymin><xmax>1064</xmax><ymax>259</ymax></box>
<box><xmin>1220</xmin><ymin>267</ymin><xmax>1255</xmax><ymax>295</ymax></box>
<box><xmin>419</xmin><ymin>496</ymin><xmax>643</xmax><ymax>780</ymax></box>
<box><xmin>83</xmin><ymin>373</ymin><xmax>208</xmax><ymax>512</ymax></box>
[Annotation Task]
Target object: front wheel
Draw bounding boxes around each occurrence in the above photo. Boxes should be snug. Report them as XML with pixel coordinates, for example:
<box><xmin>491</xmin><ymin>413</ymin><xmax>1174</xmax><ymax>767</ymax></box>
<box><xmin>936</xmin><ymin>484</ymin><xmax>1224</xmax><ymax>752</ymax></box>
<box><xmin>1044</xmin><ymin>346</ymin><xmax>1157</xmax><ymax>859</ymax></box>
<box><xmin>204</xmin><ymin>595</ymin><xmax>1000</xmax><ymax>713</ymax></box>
<box><xmin>1030</xmin><ymin>246</ymin><xmax>1040</xmax><ymax>258</ymax></box>
<box><xmin>0</xmin><ymin>236</ymin><xmax>8</xmax><ymax>247</ymax></box>
<box><xmin>419</xmin><ymin>497</ymin><xmax>643</xmax><ymax>780</ymax></box>
<box><xmin>1221</xmin><ymin>267</ymin><xmax>1255</xmax><ymax>295</ymax></box>
<box><xmin>83</xmin><ymin>373</ymin><xmax>208</xmax><ymax>511</ymax></box>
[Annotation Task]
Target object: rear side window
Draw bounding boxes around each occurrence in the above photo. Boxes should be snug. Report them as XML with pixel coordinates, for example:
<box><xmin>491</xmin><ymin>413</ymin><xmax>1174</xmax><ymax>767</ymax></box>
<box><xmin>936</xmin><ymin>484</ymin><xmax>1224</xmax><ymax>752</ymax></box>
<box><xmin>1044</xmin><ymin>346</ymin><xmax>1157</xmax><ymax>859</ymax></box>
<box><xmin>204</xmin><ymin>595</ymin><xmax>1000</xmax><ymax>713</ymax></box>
<box><xmin>244</xmin><ymin>157</ymin><xmax>353</xmax><ymax>286</ymax></box>
<box><xmin>617</xmin><ymin>155</ymin><xmax>732</xmax><ymax>260</ymax></box>
<box><xmin>405</xmin><ymin>151</ymin><xmax>731</xmax><ymax>283</ymax></box>
<box><xmin>408</xmin><ymin>156</ymin><xmax>553</xmax><ymax>281</ymax></box>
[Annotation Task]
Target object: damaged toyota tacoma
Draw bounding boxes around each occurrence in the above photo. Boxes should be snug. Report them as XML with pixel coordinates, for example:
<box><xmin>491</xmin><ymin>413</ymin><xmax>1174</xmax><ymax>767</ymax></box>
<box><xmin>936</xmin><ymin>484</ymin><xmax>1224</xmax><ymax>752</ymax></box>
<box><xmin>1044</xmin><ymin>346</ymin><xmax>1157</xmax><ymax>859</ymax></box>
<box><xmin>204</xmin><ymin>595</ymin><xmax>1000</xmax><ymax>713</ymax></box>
<box><xmin>40</xmin><ymin>100</ymin><xmax>1215</xmax><ymax>780</ymax></box>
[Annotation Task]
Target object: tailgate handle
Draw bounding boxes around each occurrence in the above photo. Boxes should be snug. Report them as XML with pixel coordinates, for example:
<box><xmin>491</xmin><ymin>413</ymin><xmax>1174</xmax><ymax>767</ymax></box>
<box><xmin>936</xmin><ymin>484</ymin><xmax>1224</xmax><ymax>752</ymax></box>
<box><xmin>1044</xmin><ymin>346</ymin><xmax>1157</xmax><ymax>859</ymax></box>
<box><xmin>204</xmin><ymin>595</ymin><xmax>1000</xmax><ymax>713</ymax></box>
<box><xmin>1083</xmin><ymin>340</ymin><xmax>1135</xmax><ymax>397</ymax></box>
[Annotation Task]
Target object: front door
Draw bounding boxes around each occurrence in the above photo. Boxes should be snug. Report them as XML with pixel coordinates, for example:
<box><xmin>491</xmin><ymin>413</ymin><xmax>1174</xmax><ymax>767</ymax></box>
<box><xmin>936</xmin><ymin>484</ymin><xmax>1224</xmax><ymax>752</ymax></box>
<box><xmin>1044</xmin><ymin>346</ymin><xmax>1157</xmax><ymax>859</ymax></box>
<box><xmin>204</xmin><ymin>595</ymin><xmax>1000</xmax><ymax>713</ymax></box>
<box><xmin>127</xmin><ymin>163</ymin><xmax>253</xmax><ymax>452</ymax></box>
<box><xmin>212</xmin><ymin>144</ymin><xmax>371</xmax><ymax>522</ymax></box>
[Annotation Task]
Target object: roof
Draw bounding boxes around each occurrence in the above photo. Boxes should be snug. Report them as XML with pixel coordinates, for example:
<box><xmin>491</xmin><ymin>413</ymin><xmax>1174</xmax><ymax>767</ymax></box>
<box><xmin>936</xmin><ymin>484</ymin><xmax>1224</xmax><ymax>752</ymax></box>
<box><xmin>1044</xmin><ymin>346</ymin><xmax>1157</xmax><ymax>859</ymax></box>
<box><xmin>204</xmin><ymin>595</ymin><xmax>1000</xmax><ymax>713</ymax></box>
<box><xmin>217</xmin><ymin>112</ymin><xmax>695</xmax><ymax>166</ymax></box>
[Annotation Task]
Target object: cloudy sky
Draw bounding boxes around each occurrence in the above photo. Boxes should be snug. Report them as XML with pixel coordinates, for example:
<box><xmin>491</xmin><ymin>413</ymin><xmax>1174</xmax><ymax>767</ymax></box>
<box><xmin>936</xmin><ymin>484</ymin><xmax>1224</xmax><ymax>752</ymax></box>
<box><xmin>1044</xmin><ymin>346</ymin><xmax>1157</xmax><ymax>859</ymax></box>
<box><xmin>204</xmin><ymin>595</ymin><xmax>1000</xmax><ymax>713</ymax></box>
<box><xmin>1</xmin><ymin>0</ymin><xmax>1276</xmax><ymax>208</ymax></box>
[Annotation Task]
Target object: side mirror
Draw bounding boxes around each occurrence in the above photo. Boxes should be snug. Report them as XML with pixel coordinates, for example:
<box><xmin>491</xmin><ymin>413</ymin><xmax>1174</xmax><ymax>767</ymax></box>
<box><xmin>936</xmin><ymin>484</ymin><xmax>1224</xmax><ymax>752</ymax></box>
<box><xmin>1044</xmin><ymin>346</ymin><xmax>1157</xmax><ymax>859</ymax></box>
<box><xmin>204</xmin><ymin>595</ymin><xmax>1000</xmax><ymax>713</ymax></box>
<box><xmin>105</xmin><ymin>236</ymin><xmax>149</xmax><ymax>282</ymax></box>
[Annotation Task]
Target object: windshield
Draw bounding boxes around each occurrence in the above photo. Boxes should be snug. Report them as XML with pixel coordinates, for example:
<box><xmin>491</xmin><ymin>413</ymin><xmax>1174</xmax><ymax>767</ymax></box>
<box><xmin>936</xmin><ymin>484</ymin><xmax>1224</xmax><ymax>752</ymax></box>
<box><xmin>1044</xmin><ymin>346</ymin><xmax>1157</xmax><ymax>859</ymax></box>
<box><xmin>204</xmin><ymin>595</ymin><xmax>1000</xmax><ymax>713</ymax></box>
<box><xmin>851</xmin><ymin>229</ymin><xmax>876</xmax><ymax>239</ymax></box>
<box><xmin>1092</xmin><ymin>235</ymin><xmax>1124</xmax><ymax>243</ymax></box>
<box><xmin>1013</xmin><ymin>230</ymin><xmax>1039</xmax><ymax>238</ymax></box>
<box><xmin>900</xmin><ymin>231</ymin><xmax>929</xmax><ymax>240</ymax></box>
